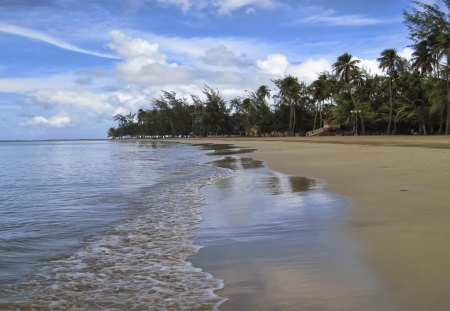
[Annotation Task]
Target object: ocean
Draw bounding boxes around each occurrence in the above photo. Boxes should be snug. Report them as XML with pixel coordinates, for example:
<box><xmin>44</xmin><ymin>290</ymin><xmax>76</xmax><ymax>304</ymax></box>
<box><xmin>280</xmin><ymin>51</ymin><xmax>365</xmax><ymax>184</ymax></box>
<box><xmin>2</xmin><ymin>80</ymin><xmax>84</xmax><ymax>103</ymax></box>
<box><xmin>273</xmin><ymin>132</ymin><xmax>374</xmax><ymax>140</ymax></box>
<box><xmin>0</xmin><ymin>140</ymin><xmax>395</xmax><ymax>310</ymax></box>
<box><xmin>0</xmin><ymin>141</ymin><xmax>231</xmax><ymax>310</ymax></box>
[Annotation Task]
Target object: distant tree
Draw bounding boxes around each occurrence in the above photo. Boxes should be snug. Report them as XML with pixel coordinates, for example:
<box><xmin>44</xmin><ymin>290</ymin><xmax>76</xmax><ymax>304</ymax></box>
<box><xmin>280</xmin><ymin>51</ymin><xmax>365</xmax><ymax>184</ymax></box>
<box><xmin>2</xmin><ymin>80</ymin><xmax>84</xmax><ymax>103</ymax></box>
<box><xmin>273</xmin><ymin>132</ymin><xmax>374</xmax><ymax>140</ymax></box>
<box><xmin>333</xmin><ymin>53</ymin><xmax>365</xmax><ymax>133</ymax></box>
<box><xmin>378</xmin><ymin>48</ymin><xmax>404</xmax><ymax>134</ymax></box>
<box><xmin>404</xmin><ymin>1</ymin><xmax>450</xmax><ymax>133</ymax></box>
<box><xmin>203</xmin><ymin>86</ymin><xmax>230</xmax><ymax>135</ymax></box>
<box><xmin>311</xmin><ymin>72</ymin><xmax>334</xmax><ymax>130</ymax></box>
<box><xmin>273</xmin><ymin>76</ymin><xmax>302</xmax><ymax>135</ymax></box>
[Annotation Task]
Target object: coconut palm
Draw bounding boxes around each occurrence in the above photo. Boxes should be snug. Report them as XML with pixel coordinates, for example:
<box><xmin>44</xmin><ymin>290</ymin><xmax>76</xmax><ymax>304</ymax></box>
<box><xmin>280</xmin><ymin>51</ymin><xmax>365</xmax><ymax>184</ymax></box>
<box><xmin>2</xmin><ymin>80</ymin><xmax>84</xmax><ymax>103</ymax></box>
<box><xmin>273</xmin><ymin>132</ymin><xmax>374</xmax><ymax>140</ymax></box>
<box><xmin>255</xmin><ymin>85</ymin><xmax>271</xmax><ymax>102</ymax></box>
<box><xmin>404</xmin><ymin>1</ymin><xmax>450</xmax><ymax>133</ymax></box>
<box><xmin>411</xmin><ymin>40</ymin><xmax>435</xmax><ymax>75</ymax></box>
<box><xmin>378</xmin><ymin>48</ymin><xmax>403</xmax><ymax>134</ymax></box>
<box><xmin>333</xmin><ymin>53</ymin><xmax>360</xmax><ymax>85</ymax></box>
<box><xmin>311</xmin><ymin>73</ymin><xmax>333</xmax><ymax>130</ymax></box>
<box><xmin>274</xmin><ymin>76</ymin><xmax>301</xmax><ymax>135</ymax></box>
<box><xmin>432</xmin><ymin>32</ymin><xmax>450</xmax><ymax>134</ymax></box>
<box><xmin>333</xmin><ymin>53</ymin><xmax>364</xmax><ymax>134</ymax></box>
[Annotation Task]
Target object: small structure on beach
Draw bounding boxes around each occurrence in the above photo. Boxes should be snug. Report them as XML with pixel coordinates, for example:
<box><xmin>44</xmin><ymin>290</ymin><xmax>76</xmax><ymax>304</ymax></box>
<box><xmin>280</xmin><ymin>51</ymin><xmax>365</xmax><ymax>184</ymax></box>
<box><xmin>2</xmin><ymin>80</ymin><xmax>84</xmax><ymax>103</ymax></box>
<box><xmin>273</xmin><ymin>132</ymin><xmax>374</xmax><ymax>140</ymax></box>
<box><xmin>306</xmin><ymin>119</ymin><xmax>340</xmax><ymax>136</ymax></box>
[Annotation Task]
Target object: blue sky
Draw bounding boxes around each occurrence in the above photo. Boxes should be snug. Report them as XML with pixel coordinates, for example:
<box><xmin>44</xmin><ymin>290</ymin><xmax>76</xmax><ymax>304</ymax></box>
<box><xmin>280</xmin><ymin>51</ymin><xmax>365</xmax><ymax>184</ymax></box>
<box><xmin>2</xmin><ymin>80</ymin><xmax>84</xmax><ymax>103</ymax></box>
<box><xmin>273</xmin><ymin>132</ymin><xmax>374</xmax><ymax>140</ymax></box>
<box><xmin>0</xmin><ymin>0</ymin><xmax>433</xmax><ymax>139</ymax></box>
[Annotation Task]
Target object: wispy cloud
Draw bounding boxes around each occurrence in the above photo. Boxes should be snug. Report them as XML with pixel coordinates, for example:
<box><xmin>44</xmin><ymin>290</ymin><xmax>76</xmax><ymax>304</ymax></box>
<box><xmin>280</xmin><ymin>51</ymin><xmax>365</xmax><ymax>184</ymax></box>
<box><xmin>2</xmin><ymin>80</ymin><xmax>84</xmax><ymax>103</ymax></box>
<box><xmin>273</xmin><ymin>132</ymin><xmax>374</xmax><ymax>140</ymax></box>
<box><xmin>157</xmin><ymin>0</ymin><xmax>277</xmax><ymax>13</ymax></box>
<box><xmin>217</xmin><ymin>0</ymin><xmax>277</xmax><ymax>14</ymax></box>
<box><xmin>0</xmin><ymin>22</ymin><xmax>119</xmax><ymax>59</ymax></box>
<box><xmin>301</xmin><ymin>10</ymin><xmax>385</xmax><ymax>26</ymax></box>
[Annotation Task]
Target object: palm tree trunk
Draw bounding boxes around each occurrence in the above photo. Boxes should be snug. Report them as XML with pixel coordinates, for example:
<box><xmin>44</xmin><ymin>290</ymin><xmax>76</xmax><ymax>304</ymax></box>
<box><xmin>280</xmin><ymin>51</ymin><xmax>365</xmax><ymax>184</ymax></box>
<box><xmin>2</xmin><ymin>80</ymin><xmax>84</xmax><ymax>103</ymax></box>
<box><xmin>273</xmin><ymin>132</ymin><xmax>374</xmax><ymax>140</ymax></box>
<box><xmin>313</xmin><ymin>102</ymin><xmax>318</xmax><ymax>130</ymax></box>
<box><xmin>169</xmin><ymin>119</ymin><xmax>175</xmax><ymax>136</ymax></box>
<box><xmin>387</xmin><ymin>78</ymin><xmax>393</xmax><ymax>134</ymax></box>
<box><xmin>319</xmin><ymin>100</ymin><xmax>323</xmax><ymax>129</ymax></box>
<box><xmin>347</xmin><ymin>84</ymin><xmax>365</xmax><ymax>135</ymax></box>
<box><xmin>359</xmin><ymin>113</ymin><xmax>365</xmax><ymax>135</ymax></box>
<box><xmin>422</xmin><ymin>120</ymin><xmax>428</xmax><ymax>135</ymax></box>
<box><xmin>446</xmin><ymin>81</ymin><xmax>450</xmax><ymax>135</ymax></box>
<box><xmin>438</xmin><ymin>105</ymin><xmax>445</xmax><ymax>134</ymax></box>
<box><xmin>288</xmin><ymin>102</ymin><xmax>293</xmax><ymax>135</ymax></box>
<box><xmin>446</xmin><ymin>56</ymin><xmax>450</xmax><ymax>135</ymax></box>
<box><xmin>292</xmin><ymin>105</ymin><xmax>296</xmax><ymax>135</ymax></box>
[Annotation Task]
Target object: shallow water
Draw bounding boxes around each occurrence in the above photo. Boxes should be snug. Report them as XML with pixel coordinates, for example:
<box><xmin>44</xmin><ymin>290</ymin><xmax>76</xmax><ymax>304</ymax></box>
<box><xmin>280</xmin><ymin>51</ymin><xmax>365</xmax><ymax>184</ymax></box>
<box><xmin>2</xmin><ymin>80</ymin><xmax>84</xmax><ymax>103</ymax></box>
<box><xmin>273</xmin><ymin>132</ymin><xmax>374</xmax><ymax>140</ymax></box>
<box><xmin>0</xmin><ymin>140</ymin><xmax>398</xmax><ymax>310</ymax></box>
<box><xmin>0</xmin><ymin>140</ymin><xmax>229</xmax><ymax>310</ymax></box>
<box><xmin>194</xmin><ymin>154</ymin><xmax>399</xmax><ymax>310</ymax></box>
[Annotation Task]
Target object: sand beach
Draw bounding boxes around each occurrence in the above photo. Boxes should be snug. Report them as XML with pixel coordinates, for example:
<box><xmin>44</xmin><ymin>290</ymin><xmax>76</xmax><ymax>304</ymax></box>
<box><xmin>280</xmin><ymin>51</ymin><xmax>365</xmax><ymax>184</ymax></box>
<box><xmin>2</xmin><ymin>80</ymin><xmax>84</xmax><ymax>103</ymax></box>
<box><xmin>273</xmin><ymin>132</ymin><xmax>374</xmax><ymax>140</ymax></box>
<box><xmin>173</xmin><ymin>136</ymin><xmax>450</xmax><ymax>311</ymax></box>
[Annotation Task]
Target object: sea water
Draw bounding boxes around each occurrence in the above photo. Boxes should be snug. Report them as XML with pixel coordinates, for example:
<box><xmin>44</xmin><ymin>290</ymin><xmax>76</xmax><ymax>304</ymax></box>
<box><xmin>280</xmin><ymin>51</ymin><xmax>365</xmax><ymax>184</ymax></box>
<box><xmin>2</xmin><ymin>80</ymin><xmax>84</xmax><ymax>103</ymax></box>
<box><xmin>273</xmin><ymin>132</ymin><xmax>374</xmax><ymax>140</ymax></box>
<box><xmin>0</xmin><ymin>140</ymin><xmax>395</xmax><ymax>310</ymax></box>
<box><xmin>0</xmin><ymin>140</ymin><xmax>230</xmax><ymax>310</ymax></box>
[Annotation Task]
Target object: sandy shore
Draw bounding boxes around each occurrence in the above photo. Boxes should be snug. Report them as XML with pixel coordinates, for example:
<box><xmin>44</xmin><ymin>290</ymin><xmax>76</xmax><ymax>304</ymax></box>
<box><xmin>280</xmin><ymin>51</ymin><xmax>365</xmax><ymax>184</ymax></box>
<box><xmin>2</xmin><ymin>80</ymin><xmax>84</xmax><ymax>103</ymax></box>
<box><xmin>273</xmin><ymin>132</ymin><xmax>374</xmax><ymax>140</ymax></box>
<box><xmin>166</xmin><ymin>136</ymin><xmax>450</xmax><ymax>311</ymax></box>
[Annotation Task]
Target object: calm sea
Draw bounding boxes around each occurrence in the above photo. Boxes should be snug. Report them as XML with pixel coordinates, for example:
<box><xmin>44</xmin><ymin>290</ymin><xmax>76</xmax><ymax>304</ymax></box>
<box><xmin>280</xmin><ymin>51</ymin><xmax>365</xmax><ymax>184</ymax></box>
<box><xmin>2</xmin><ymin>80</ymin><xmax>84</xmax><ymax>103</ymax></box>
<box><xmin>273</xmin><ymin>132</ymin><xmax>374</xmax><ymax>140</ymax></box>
<box><xmin>0</xmin><ymin>140</ymin><xmax>230</xmax><ymax>310</ymax></box>
<box><xmin>0</xmin><ymin>140</ymin><xmax>394</xmax><ymax>310</ymax></box>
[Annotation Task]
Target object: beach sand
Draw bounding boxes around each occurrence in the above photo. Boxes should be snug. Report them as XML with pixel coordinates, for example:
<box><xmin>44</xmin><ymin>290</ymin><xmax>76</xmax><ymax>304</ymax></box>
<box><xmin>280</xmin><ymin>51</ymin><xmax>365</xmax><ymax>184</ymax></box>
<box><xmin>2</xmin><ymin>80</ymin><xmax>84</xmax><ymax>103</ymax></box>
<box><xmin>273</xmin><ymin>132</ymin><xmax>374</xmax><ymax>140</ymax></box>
<box><xmin>171</xmin><ymin>136</ymin><xmax>450</xmax><ymax>311</ymax></box>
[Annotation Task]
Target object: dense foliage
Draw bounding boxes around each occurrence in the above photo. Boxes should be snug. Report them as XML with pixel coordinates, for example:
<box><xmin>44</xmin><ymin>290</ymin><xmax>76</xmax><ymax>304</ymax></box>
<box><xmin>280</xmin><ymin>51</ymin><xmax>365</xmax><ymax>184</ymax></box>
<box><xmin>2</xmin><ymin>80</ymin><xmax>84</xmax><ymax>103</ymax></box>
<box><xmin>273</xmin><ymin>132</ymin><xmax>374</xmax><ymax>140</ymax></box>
<box><xmin>109</xmin><ymin>1</ymin><xmax>449</xmax><ymax>138</ymax></box>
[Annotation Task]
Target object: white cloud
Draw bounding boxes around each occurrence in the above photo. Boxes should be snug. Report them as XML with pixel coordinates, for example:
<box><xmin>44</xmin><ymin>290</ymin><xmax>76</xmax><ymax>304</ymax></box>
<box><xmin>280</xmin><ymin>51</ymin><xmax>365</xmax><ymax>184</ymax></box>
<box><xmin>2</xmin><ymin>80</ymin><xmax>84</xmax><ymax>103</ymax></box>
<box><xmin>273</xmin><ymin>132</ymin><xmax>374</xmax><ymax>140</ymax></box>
<box><xmin>356</xmin><ymin>58</ymin><xmax>382</xmax><ymax>75</ymax></box>
<box><xmin>157</xmin><ymin>0</ymin><xmax>277</xmax><ymax>13</ymax></box>
<box><xmin>302</xmin><ymin>10</ymin><xmax>384</xmax><ymax>26</ymax></box>
<box><xmin>216</xmin><ymin>0</ymin><xmax>277</xmax><ymax>14</ymax></box>
<box><xmin>202</xmin><ymin>44</ymin><xmax>251</xmax><ymax>68</ymax></box>
<box><xmin>30</xmin><ymin>114</ymin><xmax>72</xmax><ymax>128</ymax></box>
<box><xmin>21</xmin><ymin>87</ymin><xmax>156</xmax><ymax>131</ymax></box>
<box><xmin>399</xmin><ymin>47</ymin><xmax>413</xmax><ymax>60</ymax></box>
<box><xmin>0</xmin><ymin>22</ymin><xmax>119</xmax><ymax>59</ymax></box>
<box><xmin>257</xmin><ymin>54</ymin><xmax>332</xmax><ymax>83</ymax></box>
<box><xmin>108</xmin><ymin>31</ymin><xmax>193</xmax><ymax>86</ymax></box>
<box><xmin>129</xmin><ymin>31</ymin><xmax>272</xmax><ymax>62</ymax></box>
<box><xmin>108</xmin><ymin>31</ymin><xmax>165</xmax><ymax>61</ymax></box>
<box><xmin>257</xmin><ymin>53</ymin><xmax>289</xmax><ymax>75</ymax></box>
<box><xmin>29</xmin><ymin>89</ymin><xmax>113</xmax><ymax>115</ymax></box>
<box><xmin>27</xmin><ymin>88</ymin><xmax>152</xmax><ymax>117</ymax></box>
<box><xmin>286</xmin><ymin>58</ymin><xmax>332</xmax><ymax>82</ymax></box>
<box><xmin>157</xmin><ymin>0</ymin><xmax>197</xmax><ymax>11</ymax></box>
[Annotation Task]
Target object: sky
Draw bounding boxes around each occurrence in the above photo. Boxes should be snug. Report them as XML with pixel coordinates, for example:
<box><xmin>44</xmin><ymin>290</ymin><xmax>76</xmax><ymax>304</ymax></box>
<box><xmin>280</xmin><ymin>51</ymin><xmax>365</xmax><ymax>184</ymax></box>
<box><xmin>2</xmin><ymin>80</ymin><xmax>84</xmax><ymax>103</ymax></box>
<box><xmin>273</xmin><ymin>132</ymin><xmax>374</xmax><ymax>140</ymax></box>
<box><xmin>0</xmin><ymin>0</ymin><xmax>434</xmax><ymax>139</ymax></box>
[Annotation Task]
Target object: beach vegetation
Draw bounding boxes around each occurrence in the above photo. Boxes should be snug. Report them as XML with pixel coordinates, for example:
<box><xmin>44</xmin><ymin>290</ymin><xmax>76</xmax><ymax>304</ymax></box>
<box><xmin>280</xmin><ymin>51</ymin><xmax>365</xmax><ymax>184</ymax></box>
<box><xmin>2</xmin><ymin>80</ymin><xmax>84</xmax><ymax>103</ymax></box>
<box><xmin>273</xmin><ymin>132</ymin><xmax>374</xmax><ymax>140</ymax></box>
<box><xmin>108</xmin><ymin>0</ymin><xmax>450</xmax><ymax>138</ymax></box>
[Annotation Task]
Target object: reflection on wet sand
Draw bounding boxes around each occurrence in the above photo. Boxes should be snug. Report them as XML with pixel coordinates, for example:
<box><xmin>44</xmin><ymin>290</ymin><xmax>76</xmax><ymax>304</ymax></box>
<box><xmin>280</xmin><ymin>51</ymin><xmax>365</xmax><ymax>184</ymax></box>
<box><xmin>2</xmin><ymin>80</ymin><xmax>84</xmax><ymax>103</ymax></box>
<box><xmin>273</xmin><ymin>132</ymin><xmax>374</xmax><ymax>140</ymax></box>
<box><xmin>195</xmin><ymin>143</ymin><xmax>257</xmax><ymax>156</ymax></box>
<box><xmin>213</xmin><ymin>156</ymin><xmax>264</xmax><ymax>170</ymax></box>
<box><xmin>289</xmin><ymin>176</ymin><xmax>317</xmax><ymax>193</ymax></box>
<box><xmin>213</xmin><ymin>156</ymin><xmax>317</xmax><ymax>196</ymax></box>
<box><xmin>193</xmin><ymin>146</ymin><xmax>398</xmax><ymax>310</ymax></box>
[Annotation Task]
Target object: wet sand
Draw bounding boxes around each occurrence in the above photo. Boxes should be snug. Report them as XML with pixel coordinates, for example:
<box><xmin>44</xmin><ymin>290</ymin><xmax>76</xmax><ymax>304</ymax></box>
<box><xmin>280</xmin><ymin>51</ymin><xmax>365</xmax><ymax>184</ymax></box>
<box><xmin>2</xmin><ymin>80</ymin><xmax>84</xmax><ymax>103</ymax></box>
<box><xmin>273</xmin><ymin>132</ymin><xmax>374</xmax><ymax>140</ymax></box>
<box><xmin>172</xmin><ymin>136</ymin><xmax>450</xmax><ymax>311</ymax></box>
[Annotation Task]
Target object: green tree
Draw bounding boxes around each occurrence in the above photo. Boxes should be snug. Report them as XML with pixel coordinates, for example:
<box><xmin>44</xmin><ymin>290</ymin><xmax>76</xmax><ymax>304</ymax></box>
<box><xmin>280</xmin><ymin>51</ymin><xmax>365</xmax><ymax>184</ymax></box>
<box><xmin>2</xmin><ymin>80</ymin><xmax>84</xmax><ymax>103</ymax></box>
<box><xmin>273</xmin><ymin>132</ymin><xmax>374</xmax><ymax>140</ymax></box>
<box><xmin>273</xmin><ymin>76</ymin><xmax>302</xmax><ymax>135</ymax></box>
<box><xmin>203</xmin><ymin>86</ymin><xmax>230</xmax><ymax>136</ymax></box>
<box><xmin>404</xmin><ymin>1</ymin><xmax>450</xmax><ymax>134</ymax></box>
<box><xmin>249</xmin><ymin>85</ymin><xmax>273</xmax><ymax>136</ymax></box>
<box><xmin>333</xmin><ymin>53</ymin><xmax>364</xmax><ymax>134</ymax></box>
<box><xmin>311</xmin><ymin>72</ymin><xmax>334</xmax><ymax>130</ymax></box>
<box><xmin>378</xmin><ymin>48</ymin><xmax>403</xmax><ymax>134</ymax></box>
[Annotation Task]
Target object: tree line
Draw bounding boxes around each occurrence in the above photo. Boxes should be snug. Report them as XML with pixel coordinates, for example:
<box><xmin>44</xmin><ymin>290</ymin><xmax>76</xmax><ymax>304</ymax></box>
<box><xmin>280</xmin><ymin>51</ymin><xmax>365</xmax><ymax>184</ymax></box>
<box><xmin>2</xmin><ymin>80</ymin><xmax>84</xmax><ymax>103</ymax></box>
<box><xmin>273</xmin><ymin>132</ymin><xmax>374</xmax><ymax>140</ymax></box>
<box><xmin>108</xmin><ymin>1</ymin><xmax>449</xmax><ymax>138</ymax></box>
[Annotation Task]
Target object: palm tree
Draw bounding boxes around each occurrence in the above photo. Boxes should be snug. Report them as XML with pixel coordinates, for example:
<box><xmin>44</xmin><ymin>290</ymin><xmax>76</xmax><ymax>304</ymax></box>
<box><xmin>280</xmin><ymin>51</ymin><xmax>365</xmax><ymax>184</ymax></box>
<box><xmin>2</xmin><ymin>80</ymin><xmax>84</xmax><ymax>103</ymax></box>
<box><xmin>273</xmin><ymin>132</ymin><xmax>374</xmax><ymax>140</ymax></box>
<box><xmin>333</xmin><ymin>53</ymin><xmax>363</xmax><ymax>133</ymax></box>
<box><xmin>432</xmin><ymin>32</ymin><xmax>450</xmax><ymax>134</ymax></box>
<box><xmin>378</xmin><ymin>48</ymin><xmax>402</xmax><ymax>134</ymax></box>
<box><xmin>274</xmin><ymin>76</ymin><xmax>301</xmax><ymax>135</ymax></box>
<box><xmin>252</xmin><ymin>85</ymin><xmax>273</xmax><ymax>136</ymax></box>
<box><xmin>404</xmin><ymin>1</ymin><xmax>450</xmax><ymax>133</ymax></box>
<box><xmin>411</xmin><ymin>40</ymin><xmax>435</xmax><ymax>76</ymax></box>
<box><xmin>255</xmin><ymin>85</ymin><xmax>271</xmax><ymax>102</ymax></box>
<box><xmin>311</xmin><ymin>73</ymin><xmax>333</xmax><ymax>130</ymax></box>
<box><xmin>333</xmin><ymin>53</ymin><xmax>360</xmax><ymax>85</ymax></box>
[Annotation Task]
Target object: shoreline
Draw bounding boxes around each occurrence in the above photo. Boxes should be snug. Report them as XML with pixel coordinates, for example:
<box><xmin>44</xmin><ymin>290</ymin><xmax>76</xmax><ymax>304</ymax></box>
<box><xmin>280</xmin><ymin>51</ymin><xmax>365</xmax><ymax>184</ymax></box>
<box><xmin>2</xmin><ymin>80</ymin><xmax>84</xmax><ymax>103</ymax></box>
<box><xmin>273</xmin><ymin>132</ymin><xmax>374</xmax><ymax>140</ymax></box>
<box><xmin>162</xmin><ymin>136</ymin><xmax>450</xmax><ymax>310</ymax></box>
